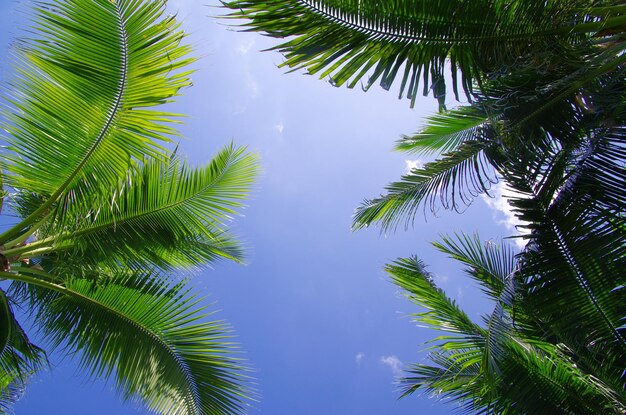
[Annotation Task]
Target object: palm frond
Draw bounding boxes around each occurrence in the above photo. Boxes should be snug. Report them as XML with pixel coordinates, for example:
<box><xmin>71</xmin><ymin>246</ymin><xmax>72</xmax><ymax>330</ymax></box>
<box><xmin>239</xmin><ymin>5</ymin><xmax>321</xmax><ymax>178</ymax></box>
<box><xmin>0</xmin><ymin>290</ymin><xmax>47</xmax><ymax>414</ymax></box>
<box><xmin>0</xmin><ymin>0</ymin><xmax>194</xmax><ymax>242</ymax></box>
<box><xmin>433</xmin><ymin>234</ymin><xmax>517</xmax><ymax>301</ymax></box>
<box><xmin>500</xmin><ymin>124</ymin><xmax>626</xmax><ymax>378</ymax></box>
<box><xmin>353</xmin><ymin>140</ymin><xmax>496</xmax><ymax>231</ymax></box>
<box><xmin>7</xmin><ymin>268</ymin><xmax>252</xmax><ymax>415</ymax></box>
<box><xmin>386</xmin><ymin>257</ymin><xmax>484</xmax><ymax>340</ymax></box>
<box><xmin>12</xmin><ymin>144</ymin><xmax>259</xmax><ymax>271</ymax></box>
<box><xmin>396</xmin><ymin>106</ymin><xmax>489</xmax><ymax>155</ymax></box>
<box><xmin>221</xmin><ymin>0</ymin><xmax>593</xmax><ymax>107</ymax></box>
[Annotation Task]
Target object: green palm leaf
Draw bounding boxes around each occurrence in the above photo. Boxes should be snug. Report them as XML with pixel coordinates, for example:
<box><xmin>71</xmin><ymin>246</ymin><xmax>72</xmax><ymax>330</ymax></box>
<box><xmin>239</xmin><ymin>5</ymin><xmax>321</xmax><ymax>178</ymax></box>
<box><xmin>0</xmin><ymin>290</ymin><xmax>47</xmax><ymax>413</ymax></box>
<box><xmin>353</xmin><ymin>140</ymin><xmax>496</xmax><ymax>231</ymax></box>
<box><xmin>7</xmin><ymin>144</ymin><xmax>259</xmax><ymax>271</ymax></box>
<box><xmin>221</xmin><ymin>0</ymin><xmax>605</xmax><ymax>107</ymax></box>
<box><xmin>386</xmin><ymin>257</ymin><xmax>484</xmax><ymax>343</ymax></box>
<box><xmin>392</xmin><ymin>239</ymin><xmax>626</xmax><ymax>414</ymax></box>
<box><xmin>0</xmin><ymin>0</ymin><xmax>194</xmax><ymax>242</ymax></box>
<box><xmin>7</xmin><ymin>268</ymin><xmax>251</xmax><ymax>415</ymax></box>
<box><xmin>396</xmin><ymin>106</ymin><xmax>489</xmax><ymax>155</ymax></box>
<box><xmin>433</xmin><ymin>234</ymin><xmax>517</xmax><ymax>300</ymax></box>
<box><xmin>498</xmin><ymin>124</ymin><xmax>626</xmax><ymax>382</ymax></box>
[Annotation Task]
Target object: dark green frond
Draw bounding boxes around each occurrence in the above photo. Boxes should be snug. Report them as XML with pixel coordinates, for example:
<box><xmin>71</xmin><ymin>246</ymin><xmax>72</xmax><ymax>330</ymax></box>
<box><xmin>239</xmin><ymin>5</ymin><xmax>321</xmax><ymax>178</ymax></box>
<box><xmin>222</xmin><ymin>0</ymin><xmax>596</xmax><ymax>107</ymax></box>
<box><xmin>499</xmin><ymin>124</ymin><xmax>626</xmax><ymax>383</ymax></box>
<box><xmin>353</xmin><ymin>140</ymin><xmax>496</xmax><ymax>231</ymax></box>
<box><xmin>0</xmin><ymin>290</ymin><xmax>47</xmax><ymax>413</ymax></box>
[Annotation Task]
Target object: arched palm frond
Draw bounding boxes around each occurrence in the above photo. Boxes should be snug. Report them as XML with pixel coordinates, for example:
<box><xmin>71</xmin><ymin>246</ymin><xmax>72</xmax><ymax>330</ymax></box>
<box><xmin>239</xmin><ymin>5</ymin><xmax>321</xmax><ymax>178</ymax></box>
<box><xmin>433</xmin><ymin>233</ymin><xmax>516</xmax><ymax>301</ymax></box>
<box><xmin>5</xmin><ymin>144</ymin><xmax>259</xmax><ymax>272</ymax></box>
<box><xmin>6</xmin><ymin>267</ymin><xmax>252</xmax><ymax>415</ymax></box>
<box><xmin>0</xmin><ymin>290</ymin><xmax>47</xmax><ymax>413</ymax></box>
<box><xmin>392</xmin><ymin>237</ymin><xmax>626</xmax><ymax>414</ymax></box>
<box><xmin>221</xmin><ymin>0</ymin><xmax>610</xmax><ymax>107</ymax></box>
<box><xmin>0</xmin><ymin>0</ymin><xmax>194</xmax><ymax>243</ymax></box>
<box><xmin>353</xmin><ymin>140</ymin><xmax>497</xmax><ymax>231</ymax></box>
<box><xmin>496</xmin><ymin>120</ymin><xmax>626</xmax><ymax>385</ymax></box>
<box><xmin>396</xmin><ymin>106</ymin><xmax>490</xmax><ymax>155</ymax></box>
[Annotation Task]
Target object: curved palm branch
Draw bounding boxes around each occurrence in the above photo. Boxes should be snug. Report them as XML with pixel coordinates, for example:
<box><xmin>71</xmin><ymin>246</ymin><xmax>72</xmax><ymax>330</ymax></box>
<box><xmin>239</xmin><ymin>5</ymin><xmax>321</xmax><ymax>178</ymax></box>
<box><xmin>5</xmin><ymin>144</ymin><xmax>259</xmax><ymax>271</ymax></box>
<box><xmin>502</xmin><ymin>125</ymin><xmax>626</xmax><ymax>373</ymax></box>
<box><xmin>433</xmin><ymin>233</ymin><xmax>517</xmax><ymax>300</ymax></box>
<box><xmin>353</xmin><ymin>140</ymin><xmax>497</xmax><ymax>231</ymax></box>
<box><xmin>0</xmin><ymin>0</ymin><xmax>194</xmax><ymax>242</ymax></box>
<box><xmin>6</xmin><ymin>267</ymin><xmax>251</xmax><ymax>415</ymax></box>
<box><xmin>396</xmin><ymin>106</ymin><xmax>490</xmax><ymax>155</ymax></box>
<box><xmin>221</xmin><ymin>0</ymin><xmax>622</xmax><ymax>107</ymax></box>
<box><xmin>0</xmin><ymin>290</ymin><xmax>47</xmax><ymax>412</ymax></box>
<box><xmin>391</xmin><ymin>240</ymin><xmax>626</xmax><ymax>414</ymax></box>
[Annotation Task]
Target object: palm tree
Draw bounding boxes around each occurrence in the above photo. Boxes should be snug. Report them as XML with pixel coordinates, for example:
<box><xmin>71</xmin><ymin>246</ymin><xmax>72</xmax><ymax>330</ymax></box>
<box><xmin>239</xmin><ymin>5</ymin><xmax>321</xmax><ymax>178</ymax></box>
<box><xmin>221</xmin><ymin>0</ymin><xmax>626</xmax><ymax>412</ymax></box>
<box><xmin>0</xmin><ymin>0</ymin><xmax>258</xmax><ymax>414</ymax></box>
<box><xmin>387</xmin><ymin>233</ymin><xmax>626</xmax><ymax>414</ymax></box>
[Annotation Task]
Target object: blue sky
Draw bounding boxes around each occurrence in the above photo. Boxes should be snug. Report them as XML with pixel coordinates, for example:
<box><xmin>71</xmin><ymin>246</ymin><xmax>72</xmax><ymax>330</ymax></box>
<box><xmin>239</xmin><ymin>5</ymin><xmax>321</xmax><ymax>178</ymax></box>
<box><xmin>0</xmin><ymin>1</ymin><xmax>523</xmax><ymax>414</ymax></box>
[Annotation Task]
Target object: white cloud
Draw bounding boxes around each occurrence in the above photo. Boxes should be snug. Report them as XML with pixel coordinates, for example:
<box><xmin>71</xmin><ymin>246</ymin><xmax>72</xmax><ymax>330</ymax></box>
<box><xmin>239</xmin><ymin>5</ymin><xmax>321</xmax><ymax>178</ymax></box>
<box><xmin>404</xmin><ymin>159</ymin><xmax>422</xmax><ymax>174</ymax></box>
<box><xmin>380</xmin><ymin>355</ymin><xmax>403</xmax><ymax>376</ymax></box>
<box><xmin>481</xmin><ymin>181</ymin><xmax>529</xmax><ymax>249</ymax></box>
<box><xmin>355</xmin><ymin>352</ymin><xmax>365</xmax><ymax>365</ymax></box>
<box><xmin>235</xmin><ymin>39</ymin><xmax>255</xmax><ymax>55</ymax></box>
<box><xmin>275</xmin><ymin>122</ymin><xmax>284</xmax><ymax>134</ymax></box>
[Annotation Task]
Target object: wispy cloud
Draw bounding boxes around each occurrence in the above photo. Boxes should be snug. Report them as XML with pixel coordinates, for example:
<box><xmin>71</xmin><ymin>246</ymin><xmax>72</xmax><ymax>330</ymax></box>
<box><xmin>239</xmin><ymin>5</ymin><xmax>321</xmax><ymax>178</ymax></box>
<box><xmin>235</xmin><ymin>39</ymin><xmax>255</xmax><ymax>55</ymax></box>
<box><xmin>355</xmin><ymin>352</ymin><xmax>365</xmax><ymax>365</ymax></box>
<box><xmin>274</xmin><ymin>122</ymin><xmax>284</xmax><ymax>134</ymax></box>
<box><xmin>380</xmin><ymin>355</ymin><xmax>403</xmax><ymax>376</ymax></box>
<box><xmin>404</xmin><ymin>159</ymin><xmax>422</xmax><ymax>174</ymax></box>
<box><xmin>481</xmin><ymin>181</ymin><xmax>529</xmax><ymax>249</ymax></box>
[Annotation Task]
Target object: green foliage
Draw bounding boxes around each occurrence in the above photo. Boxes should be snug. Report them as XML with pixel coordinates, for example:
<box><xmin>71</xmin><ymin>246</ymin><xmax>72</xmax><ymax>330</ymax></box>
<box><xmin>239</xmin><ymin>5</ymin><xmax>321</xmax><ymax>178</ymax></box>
<box><xmin>0</xmin><ymin>1</ymin><xmax>258</xmax><ymax>413</ymax></box>
<box><xmin>222</xmin><ymin>0</ymin><xmax>626</xmax><ymax>413</ymax></box>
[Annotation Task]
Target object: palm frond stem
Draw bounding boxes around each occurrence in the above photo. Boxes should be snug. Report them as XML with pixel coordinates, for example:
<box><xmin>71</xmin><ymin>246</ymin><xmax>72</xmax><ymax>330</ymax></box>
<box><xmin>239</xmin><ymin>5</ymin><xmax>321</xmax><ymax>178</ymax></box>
<box><xmin>0</xmin><ymin>0</ymin><xmax>130</xmax><ymax>245</ymax></box>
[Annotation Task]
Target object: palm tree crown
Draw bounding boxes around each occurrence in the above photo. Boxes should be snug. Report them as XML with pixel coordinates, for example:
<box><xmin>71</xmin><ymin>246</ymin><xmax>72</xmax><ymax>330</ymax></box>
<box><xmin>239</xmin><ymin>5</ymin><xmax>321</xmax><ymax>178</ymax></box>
<box><xmin>222</xmin><ymin>0</ymin><xmax>626</xmax><ymax>413</ymax></box>
<box><xmin>0</xmin><ymin>1</ymin><xmax>258</xmax><ymax>413</ymax></box>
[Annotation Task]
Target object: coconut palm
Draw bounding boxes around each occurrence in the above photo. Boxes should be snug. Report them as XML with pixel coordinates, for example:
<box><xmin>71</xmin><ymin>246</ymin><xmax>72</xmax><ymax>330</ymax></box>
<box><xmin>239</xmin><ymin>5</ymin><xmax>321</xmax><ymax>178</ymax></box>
<box><xmin>388</xmin><ymin>231</ymin><xmax>626</xmax><ymax>414</ymax></box>
<box><xmin>221</xmin><ymin>0</ymin><xmax>626</xmax><ymax>412</ymax></box>
<box><xmin>0</xmin><ymin>0</ymin><xmax>258</xmax><ymax>414</ymax></box>
<box><xmin>222</xmin><ymin>0</ymin><xmax>625</xmax><ymax>219</ymax></box>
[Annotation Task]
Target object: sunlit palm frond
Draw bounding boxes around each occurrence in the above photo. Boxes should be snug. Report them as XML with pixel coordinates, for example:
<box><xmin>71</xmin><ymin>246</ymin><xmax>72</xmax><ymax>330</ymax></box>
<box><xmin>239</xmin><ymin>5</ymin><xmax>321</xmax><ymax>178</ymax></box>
<box><xmin>13</xmin><ymin>144</ymin><xmax>258</xmax><ymax>271</ymax></box>
<box><xmin>7</xmin><ymin>268</ymin><xmax>251</xmax><ymax>415</ymax></box>
<box><xmin>386</xmin><ymin>257</ymin><xmax>484</xmax><ymax>342</ymax></box>
<box><xmin>0</xmin><ymin>0</ymin><xmax>194</xmax><ymax>242</ymax></box>
<box><xmin>353</xmin><ymin>140</ymin><xmax>496</xmax><ymax>231</ymax></box>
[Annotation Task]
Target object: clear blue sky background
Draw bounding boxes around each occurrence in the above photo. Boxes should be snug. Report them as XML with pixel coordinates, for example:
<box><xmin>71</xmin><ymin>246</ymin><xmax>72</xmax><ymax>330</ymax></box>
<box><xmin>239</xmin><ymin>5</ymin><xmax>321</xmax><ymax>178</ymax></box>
<box><xmin>0</xmin><ymin>1</ymin><xmax>522</xmax><ymax>414</ymax></box>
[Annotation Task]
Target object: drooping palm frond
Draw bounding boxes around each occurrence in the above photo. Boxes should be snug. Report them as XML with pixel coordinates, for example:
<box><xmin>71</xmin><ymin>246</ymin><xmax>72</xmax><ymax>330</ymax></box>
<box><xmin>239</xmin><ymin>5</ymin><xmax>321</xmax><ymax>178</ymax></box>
<box><xmin>391</xmin><ymin>238</ymin><xmax>626</xmax><ymax>414</ymax></box>
<box><xmin>221</xmin><ymin>0</ymin><xmax>606</xmax><ymax>107</ymax></box>
<box><xmin>0</xmin><ymin>0</ymin><xmax>194</xmax><ymax>242</ymax></box>
<box><xmin>5</xmin><ymin>144</ymin><xmax>259</xmax><ymax>271</ymax></box>
<box><xmin>500</xmin><ymin>125</ymin><xmax>626</xmax><ymax>379</ymax></box>
<box><xmin>6</xmin><ymin>268</ymin><xmax>251</xmax><ymax>415</ymax></box>
<box><xmin>386</xmin><ymin>257</ymin><xmax>484</xmax><ymax>348</ymax></box>
<box><xmin>353</xmin><ymin>140</ymin><xmax>497</xmax><ymax>231</ymax></box>
<box><xmin>433</xmin><ymin>234</ymin><xmax>517</xmax><ymax>301</ymax></box>
<box><xmin>0</xmin><ymin>290</ymin><xmax>47</xmax><ymax>413</ymax></box>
